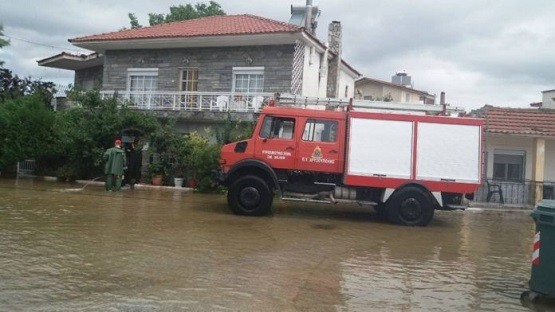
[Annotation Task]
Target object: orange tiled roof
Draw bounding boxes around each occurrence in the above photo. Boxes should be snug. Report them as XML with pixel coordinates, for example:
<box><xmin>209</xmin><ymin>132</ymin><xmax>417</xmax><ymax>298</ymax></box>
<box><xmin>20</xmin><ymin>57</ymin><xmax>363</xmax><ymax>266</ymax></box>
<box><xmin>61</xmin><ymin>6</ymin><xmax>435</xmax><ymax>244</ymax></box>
<box><xmin>483</xmin><ymin>106</ymin><xmax>555</xmax><ymax>137</ymax></box>
<box><xmin>70</xmin><ymin>14</ymin><xmax>303</xmax><ymax>43</ymax></box>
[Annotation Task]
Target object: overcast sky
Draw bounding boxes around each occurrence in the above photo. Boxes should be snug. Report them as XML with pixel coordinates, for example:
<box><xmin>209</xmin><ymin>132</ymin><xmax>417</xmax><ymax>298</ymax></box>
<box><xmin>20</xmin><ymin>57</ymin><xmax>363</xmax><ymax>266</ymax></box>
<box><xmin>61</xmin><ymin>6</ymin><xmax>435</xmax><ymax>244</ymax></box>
<box><xmin>1</xmin><ymin>0</ymin><xmax>554</xmax><ymax>110</ymax></box>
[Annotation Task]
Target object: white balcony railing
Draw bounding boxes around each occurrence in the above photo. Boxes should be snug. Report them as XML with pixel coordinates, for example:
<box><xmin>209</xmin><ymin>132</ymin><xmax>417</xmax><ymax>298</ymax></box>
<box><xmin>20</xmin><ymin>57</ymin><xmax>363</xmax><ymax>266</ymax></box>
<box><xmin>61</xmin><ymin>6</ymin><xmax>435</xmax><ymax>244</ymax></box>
<box><xmin>99</xmin><ymin>91</ymin><xmax>274</xmax><ymax>112</ymax></box>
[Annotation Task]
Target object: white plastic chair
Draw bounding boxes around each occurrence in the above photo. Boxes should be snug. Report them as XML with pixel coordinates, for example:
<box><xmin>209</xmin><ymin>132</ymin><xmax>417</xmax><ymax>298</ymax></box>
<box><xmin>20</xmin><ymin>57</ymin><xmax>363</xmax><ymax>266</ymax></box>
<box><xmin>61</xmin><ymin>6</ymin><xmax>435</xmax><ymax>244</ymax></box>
<box><xmin>250</xmin><ymin>96</ymin><xmax>264</xmax><ymax>111</ymax></box>
<box><xmin>214</xmin><ymin>95</ymin><xmax>229</xmax><ymax>111</ymax></box>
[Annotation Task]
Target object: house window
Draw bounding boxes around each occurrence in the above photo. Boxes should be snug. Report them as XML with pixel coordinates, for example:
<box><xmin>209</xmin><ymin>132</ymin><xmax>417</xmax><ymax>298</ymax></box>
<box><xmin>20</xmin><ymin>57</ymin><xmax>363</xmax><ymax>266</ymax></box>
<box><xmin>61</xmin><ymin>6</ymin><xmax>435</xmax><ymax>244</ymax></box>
<box><xmin>233</xmin><ymin>67</ymin><xmax>264</xmax><ymax>93</ymax></box>
<box><xmin>180</xmin><ymin>69</ymin><xmax>198</xmax><ymax>92</ymax></box>
<box><xmin>493</xmin><ymin>150</ymin><xmax>525</xmax><ymax>182</ymax></box>
<box><xmin>260</xmin><ymin>116</ymin><xmax>295</xmax><ymax>140</ymax></box>
<box><xmin>127</xmin><ymin>68</ymin><xmax>158</xmax><ymax>107</ymax></box>
<box><xmin>128</xmin><ymin>68</ymin><xmax>158</xmax><ymax>92</ymax></box>
<box><xmin>302</xmin><ymin>119</ymin><xmax>338</xmax><ymax>142</ymax></box>
<box><xmin>179</xmin><ymin>69</ymin><xmax>199</xmax><ymax>108</ymax></box>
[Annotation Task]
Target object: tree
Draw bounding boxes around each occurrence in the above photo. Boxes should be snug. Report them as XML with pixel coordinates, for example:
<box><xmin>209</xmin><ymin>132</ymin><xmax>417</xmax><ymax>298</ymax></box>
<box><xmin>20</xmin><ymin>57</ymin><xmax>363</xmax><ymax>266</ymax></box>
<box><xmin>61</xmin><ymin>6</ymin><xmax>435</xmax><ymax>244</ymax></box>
<box><xmin>0</xmin><ymin>67</ymin><xmax>55</xmax><ymax>107</ymax></box>
<box><xmin>128</xmin><ymin>13</ymin><xmax>141</xmax><ymax>29</ymax></box>
<box><xmin>128</xmin><ymin>1</ymin><xmax>225</xmax><ymax>28</ymax></box>
<box><xmin>0</xmin><ymin>24</ymin><xmax>10</xmax><ymax>66</ymax></box>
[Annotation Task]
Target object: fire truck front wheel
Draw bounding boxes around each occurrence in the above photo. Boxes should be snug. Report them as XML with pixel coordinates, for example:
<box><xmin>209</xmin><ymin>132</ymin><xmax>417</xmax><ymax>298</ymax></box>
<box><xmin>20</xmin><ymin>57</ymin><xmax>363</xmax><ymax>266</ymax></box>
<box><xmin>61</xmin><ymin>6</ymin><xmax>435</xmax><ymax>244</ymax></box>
<box><xmin>386</xmin><ymin>187</ymin><xmax>434</xmax><ymax>226</ymax></box>
<box><xmin>228</xmin><ymin>175</ymin><xmax>273</xmax><ymax>216</ymax></box>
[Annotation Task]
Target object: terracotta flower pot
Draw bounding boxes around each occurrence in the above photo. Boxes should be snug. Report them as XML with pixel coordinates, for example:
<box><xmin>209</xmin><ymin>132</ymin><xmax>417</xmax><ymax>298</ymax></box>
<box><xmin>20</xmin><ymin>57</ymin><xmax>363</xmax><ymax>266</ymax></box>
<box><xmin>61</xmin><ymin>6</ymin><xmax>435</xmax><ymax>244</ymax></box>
<box><xmin>187</xmin><ymin>178</ymin><xmax>198</xmax><ymax>188</ymax></box>
<box><xmin>151</xmin><ymin>175</ymin><xmax>163</xmax><ymax>186</ymax></box>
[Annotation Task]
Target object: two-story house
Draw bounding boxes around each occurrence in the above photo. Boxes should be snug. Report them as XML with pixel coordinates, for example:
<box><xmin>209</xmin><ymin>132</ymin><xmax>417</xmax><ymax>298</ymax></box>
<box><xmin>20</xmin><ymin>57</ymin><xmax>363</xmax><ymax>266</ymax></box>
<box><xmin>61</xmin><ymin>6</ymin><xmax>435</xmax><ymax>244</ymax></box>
<box><xmin>38</xmin><ymin>12</ymin><xmax>361</xmax><ymax>135</ymax></box>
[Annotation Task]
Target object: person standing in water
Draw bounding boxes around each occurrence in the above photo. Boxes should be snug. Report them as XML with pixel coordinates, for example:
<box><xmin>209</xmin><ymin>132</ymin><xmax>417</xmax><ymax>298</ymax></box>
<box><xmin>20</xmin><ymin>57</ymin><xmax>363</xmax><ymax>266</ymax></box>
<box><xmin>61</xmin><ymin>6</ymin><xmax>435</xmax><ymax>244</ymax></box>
<box><xmin>104</xmin><ymin>139</ymin><xmax>126</xmax><ymax>191</ymax></box>
<box><xmin>124</xmin><ymin>138</ymin><xmax>142</xmax><ymax>189</ymax></box>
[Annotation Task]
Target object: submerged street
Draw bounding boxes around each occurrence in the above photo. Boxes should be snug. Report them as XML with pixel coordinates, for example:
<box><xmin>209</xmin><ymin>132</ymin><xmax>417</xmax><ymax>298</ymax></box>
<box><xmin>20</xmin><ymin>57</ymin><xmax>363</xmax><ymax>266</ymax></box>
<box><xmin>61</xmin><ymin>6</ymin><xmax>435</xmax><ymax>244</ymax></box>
<box><xmin>0</xmin><ymin>178</ymin><xmax>545</xmax><ymax>311</ymax></box>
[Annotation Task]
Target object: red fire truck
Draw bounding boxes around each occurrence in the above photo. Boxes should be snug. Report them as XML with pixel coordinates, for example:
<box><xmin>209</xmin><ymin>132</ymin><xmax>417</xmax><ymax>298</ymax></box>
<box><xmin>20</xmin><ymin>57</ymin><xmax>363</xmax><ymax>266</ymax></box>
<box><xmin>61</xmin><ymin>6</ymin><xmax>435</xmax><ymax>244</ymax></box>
<box><xmin>215</xmin><ymin>94</ymin><xmax>484</xmax><ymax>226</ymax></box>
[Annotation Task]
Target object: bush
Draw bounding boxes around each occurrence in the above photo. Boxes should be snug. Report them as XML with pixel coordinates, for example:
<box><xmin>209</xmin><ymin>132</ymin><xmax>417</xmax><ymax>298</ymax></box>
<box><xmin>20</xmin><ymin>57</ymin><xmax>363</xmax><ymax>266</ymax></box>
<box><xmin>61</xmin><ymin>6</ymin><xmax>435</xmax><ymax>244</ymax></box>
<box><xmin>0</xmin><ymin>95</ymin><xmax>56</xmax><ymax>170</ymax></box>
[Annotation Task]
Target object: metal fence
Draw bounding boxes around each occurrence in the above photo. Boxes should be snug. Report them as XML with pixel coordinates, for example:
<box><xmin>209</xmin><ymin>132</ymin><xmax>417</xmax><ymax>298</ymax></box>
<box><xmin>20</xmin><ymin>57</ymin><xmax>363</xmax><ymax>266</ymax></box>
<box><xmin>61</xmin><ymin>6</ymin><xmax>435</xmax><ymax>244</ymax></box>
<box><xmin>17</xmin><ymin>159</ymin><xmax>36</xmax><ymax>177</ymax></box>
<box><xmin>474</xmin><ymin>180</ymin><xmax>555</xmax><ymax>206</ymax></box>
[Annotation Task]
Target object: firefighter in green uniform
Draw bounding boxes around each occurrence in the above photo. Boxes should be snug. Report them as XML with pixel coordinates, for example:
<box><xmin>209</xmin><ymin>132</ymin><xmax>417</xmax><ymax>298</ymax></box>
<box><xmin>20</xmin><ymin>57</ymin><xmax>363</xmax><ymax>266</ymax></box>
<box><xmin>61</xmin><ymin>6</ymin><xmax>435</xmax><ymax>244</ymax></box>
<box><xmin>104</xmin><ymin>139</ymin><xmax>127</xmax><ymax>191</ymax></box>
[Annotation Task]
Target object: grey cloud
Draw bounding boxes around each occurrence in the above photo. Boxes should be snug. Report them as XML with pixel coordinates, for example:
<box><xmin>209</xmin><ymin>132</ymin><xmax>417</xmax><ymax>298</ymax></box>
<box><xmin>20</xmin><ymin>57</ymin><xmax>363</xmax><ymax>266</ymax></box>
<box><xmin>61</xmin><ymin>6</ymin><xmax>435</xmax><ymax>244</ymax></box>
<box><xmin>1</xmin><ymin>0</ymin><xmax>554</xmax><ymax>109</ymax></box>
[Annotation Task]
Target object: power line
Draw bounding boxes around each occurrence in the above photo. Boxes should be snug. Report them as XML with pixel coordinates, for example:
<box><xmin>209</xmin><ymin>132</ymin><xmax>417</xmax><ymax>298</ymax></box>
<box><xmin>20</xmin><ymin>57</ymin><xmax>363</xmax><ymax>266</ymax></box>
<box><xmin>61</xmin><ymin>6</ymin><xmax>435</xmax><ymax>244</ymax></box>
<box><xmin>2</xmin><ymin>34</ymin><xmax>75</xmax><ymax>51</ymax></box>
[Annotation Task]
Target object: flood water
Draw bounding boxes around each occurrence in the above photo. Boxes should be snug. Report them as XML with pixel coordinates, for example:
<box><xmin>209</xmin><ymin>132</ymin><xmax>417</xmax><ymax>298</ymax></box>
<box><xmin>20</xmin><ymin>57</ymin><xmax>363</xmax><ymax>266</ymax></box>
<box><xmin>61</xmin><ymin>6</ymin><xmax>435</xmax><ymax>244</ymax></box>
<box><xmin>0</xmin><ymin>178</ymin><xmax>549</xmax><ymax>311</ymax></box>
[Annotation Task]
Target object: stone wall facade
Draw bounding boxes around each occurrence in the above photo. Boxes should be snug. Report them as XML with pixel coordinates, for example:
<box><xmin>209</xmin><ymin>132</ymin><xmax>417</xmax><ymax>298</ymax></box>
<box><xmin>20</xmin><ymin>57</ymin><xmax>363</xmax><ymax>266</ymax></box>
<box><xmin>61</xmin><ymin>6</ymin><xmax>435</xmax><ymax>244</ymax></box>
<box><xmin>75</xmin><ymin>65</ymin><xmax>103</xmax><ymax>90</ymax></box>
<box><xmin>102</xmin><ymin>45</ymin><xmax>295</xmax><ymax>94</ymax></box>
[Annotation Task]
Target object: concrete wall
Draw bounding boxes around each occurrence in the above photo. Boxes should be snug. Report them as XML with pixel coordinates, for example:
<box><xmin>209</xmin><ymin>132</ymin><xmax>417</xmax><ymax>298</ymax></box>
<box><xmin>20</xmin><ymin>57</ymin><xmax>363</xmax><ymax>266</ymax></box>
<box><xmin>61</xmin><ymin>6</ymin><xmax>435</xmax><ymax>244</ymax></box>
<box><xmin>302</xmin><ymin>46</ymin><xmax>322</xmax><ymax>97</ymax></box>
<box><xmin>338</xmin><ymin>69</ymin><xmax>356</xmax><ymax>99</ymax></box>
<box><xmin>102</xmin><ymin>45</ymin><xmax>294</xmax><ymax>93</ymax></box>
<box><xmin>542</xmin><ymin>90</ymin><xmax>555</xmax><ymax>109</ymax></box>
<box><xmin>545</xmin><ymin>139</ymin><xmax>555</xmax><ymax>181</ymax></box>
<box><xmin>485</xmin><ymin>135</ymin><xmax>535</xmax><ymax>180</ymax></box>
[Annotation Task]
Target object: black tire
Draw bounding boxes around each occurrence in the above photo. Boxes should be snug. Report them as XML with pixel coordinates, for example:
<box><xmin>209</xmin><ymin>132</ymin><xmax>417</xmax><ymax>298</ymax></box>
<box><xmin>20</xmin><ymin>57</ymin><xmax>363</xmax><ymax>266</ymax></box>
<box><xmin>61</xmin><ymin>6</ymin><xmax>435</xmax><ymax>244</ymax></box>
<box><xmin>227</xmin><ymin>175</ymin><xmax>273</xmax><ymax>216</ymax></box>
<box><xmin>386</xmin><ymin>187</ymin><xmax>434</xmax><ymax>226</ymax></box>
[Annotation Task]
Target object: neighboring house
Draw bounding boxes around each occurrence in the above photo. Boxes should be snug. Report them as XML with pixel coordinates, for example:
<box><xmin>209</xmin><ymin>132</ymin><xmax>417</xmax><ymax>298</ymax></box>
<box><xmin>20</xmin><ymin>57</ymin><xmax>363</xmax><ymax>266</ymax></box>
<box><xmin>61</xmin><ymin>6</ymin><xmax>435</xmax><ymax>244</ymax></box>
<box><xmin>472</xmin><ymin>105</ymin><xmax>555</xmax><ymax>206</ymax></box>
<box><xmin>530</xmin><ymin>89</ymin><xmax>555</xmax><ymax>109</ymax></box>
<box><xmin>355</xmin><ymin>73</ymin><xmax>436</xmax><ymax>104</ymax></box>
<box><xmin>38</xmin><ymin>13</ymin><xmax>361</xmax><ymax>133</ymax></box>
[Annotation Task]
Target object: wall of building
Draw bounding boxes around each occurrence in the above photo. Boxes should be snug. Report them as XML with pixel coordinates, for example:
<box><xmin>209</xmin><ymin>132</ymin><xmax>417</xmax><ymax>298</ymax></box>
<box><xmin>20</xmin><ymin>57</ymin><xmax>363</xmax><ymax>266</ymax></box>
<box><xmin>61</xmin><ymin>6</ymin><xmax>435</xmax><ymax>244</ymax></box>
<box><xmin>542</xmin><ymin>90</ymin><xmax>555</xmax><ymax>109</ymax></box>
<box><xmin>75</xmin><ymin>65</ymin><xmax>103</xmax><ymax>90</ymax></box>
<box><xmin>102</xmin><ymin>45</ymin><xmax>294</xmax><ymax>93</ymax></box>
<box><xmin>357</xmin><ymin>81</ymin><xmax>429</xmax><ymax>103</ymax></box>
<box><xmin>302</xmin><ymin>46</ymin><xmax>322</xmax><ymax>97</ymax></box>
<box><xmin>544</xmin><ymin>139</ymin><xmax>555</xmax><ymax>181</ymax></box>
<box><xmin>383</xmin><ymin>86</ymin><xmax>402</xmax><ymax>101</ymax></box>
<box><xmin>357</xmin><ymin>83</ymin><xmax>383</xmax><ymax>100</ymax></box>
<box><xmin>486</xmin><ymin>135</ymin><xmax>535</xmax><ymax>180</ymax></box>
<box><xmin>338</xmin><ymin>69</ymin><xmax>356</xmax><ymax>99</ymax></box>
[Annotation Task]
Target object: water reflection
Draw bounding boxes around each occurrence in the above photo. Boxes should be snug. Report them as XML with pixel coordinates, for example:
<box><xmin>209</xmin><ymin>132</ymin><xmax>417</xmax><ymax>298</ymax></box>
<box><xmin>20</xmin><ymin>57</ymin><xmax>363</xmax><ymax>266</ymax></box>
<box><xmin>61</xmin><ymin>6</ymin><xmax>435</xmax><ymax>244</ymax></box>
<box><xmin>0</xmin><ymin>178</ymin><xmax>547</xmax><ymax>311</ymax></box>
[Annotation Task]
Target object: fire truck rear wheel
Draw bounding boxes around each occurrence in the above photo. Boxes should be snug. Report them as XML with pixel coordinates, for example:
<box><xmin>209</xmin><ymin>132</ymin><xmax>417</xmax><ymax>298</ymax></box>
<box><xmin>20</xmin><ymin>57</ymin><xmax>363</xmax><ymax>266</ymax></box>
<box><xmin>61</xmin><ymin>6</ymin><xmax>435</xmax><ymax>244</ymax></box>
<box><xmin>228</xmin><ymin>175</ymin><xmax>273</xmax><ymax>216</ymax></box>
<box><xmin>386</xmin><ymin>187</ymin><xmax>434</xmax><ymax>226</ymax></box>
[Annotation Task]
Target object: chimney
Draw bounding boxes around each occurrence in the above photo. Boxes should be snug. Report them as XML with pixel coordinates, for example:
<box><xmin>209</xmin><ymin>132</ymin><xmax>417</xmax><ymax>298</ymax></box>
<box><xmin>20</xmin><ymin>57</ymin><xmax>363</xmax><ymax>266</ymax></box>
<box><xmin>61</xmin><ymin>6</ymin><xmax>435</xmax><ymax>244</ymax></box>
<box><xmin>440</xmin><ymin>92</ymin><xmax>445</xmax><ymax>105</ymax></box>
<box><xmin>326</xmin><ymin>21</ymin><xmax>342</xmax><ymax>98</ymax></box>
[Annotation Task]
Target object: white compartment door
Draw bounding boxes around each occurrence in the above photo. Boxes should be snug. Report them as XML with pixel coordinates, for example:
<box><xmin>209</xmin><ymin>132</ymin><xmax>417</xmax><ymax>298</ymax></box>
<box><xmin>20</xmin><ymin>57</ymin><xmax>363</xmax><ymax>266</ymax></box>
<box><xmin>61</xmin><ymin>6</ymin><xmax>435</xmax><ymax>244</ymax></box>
<box><xmin>348</xmin><ymin>118</ymin><xmax>413</xmax><ymax>178</ymax></box>
<box><xmin>416</xmin><ymin>123</ymin><xmax>481</xmax><ymax>183</ymax></box>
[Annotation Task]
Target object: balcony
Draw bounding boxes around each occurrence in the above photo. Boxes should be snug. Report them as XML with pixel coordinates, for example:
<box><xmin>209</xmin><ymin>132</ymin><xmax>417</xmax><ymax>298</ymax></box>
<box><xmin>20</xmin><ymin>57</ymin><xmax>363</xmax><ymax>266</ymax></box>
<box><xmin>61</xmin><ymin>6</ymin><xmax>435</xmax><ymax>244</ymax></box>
<box><xmin>99</xmin><ymin>91</ymin><xmax>274</xmax><ymax>113</ymax></box>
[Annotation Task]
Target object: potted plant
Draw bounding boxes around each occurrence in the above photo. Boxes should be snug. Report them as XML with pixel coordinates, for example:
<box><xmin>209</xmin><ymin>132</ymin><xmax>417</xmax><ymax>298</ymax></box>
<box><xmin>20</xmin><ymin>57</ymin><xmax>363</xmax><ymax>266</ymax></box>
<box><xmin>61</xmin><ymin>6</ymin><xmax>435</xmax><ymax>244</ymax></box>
<box><xmin>183</xmin><ymin>133</ymin><xmax>213</xmax><ymax>189</ymax></box>
<box><xmin>167</xmin><ymin>133</ymin><xmax>191</xmax><ymax>188</ymax></box>
<box><xmin>172</xmin><ymin>162</ymin><xmax>185</xmax><ymax>187</ymax></box>
<box><xmin>148</xmin><ymin>158</ymin><xmax>164</xmax><ymax>185</ymax></box>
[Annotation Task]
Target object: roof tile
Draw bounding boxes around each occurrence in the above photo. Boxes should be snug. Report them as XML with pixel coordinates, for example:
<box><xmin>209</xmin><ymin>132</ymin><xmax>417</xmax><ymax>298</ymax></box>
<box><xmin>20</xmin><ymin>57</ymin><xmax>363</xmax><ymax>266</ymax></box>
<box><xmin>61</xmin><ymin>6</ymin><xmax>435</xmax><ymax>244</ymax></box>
<box><xmin>70</xmin><ymin>14</ymin><xmax>303</xmax><ymax>42</ymax></box>
<box><xmin>483</xmin><ymin>106</ymin><xmax>555</xmax><ymax>137</ymax></box>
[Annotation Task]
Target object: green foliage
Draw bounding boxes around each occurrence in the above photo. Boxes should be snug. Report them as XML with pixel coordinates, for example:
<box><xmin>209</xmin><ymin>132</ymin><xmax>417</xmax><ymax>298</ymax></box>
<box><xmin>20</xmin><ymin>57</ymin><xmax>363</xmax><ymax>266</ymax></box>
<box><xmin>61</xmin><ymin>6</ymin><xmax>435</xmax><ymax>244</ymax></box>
<box><xmin>215</xmin><ymin>112</ymin><xmax>254</xmax><ymax>145</ymax></box>
<box><xmin>0</xmin><ymin>95</ymin><xmax>56</xmax><ymax>170</ymax></box>
<box><xmin>34</xmin><ymin>91</ymin><xmax>159</xmax><ymax>180</ymax></box>
<box><xmin>0</xmin><ymin>67</ymin><xmax>55</xmax><ymax>106</ymax></box>
<box><xmin>366</xmin><ymin>93</ymin><xmax>393</xmax><ymax>102</ymax></box>
<box><xmin>129</xmin><ymin>1</ymin><xmax>225</xmax><ymax>28</ymax></box>
<box><xmin>0</xmin><ymin>25</ymin><xmax>9</xmax><ymax>66</ymax></box>
<box><xmin>147</xmin><ymin>123</ymin><xmax>222</xmax><ymax>190</ymax></box>
<box><xmin>128</xmin><ymin>13</ymin><xmax>141</xmax><ymax>29</ymax></box>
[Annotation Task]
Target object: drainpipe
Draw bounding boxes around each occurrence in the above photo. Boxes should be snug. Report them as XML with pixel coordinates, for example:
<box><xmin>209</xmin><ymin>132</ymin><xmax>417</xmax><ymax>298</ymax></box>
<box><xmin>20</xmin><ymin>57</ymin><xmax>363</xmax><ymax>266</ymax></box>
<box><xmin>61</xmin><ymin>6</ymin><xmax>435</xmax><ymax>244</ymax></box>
<box><xmin>305</xmin><ymin>0</ymin><xmax>313</xmax><ymax>32</ymax></box>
